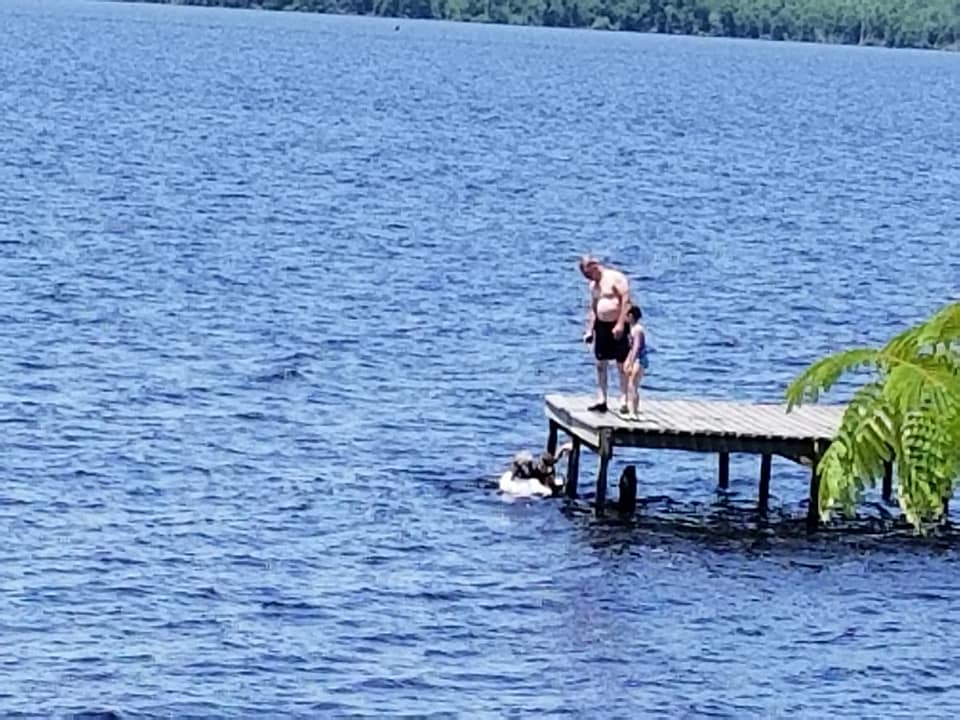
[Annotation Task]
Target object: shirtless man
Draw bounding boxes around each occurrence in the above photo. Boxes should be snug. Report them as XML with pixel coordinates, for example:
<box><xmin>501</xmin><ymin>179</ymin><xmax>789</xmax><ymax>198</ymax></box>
<box><xmin>579</xmin><ymin>255</ymin><xmax>632</xmax><ymax>413</ymax></box>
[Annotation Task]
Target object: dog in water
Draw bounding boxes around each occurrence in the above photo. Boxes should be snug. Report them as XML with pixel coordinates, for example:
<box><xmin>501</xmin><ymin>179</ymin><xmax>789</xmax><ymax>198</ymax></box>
<box><xmin>498</xmin><ymin>442</ymin><xmax>574</xmax><ymax>498</ymax></box>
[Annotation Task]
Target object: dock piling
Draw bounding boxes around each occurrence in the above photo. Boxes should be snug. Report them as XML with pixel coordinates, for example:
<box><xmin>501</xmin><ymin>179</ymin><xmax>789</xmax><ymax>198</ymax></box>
<box><xmin>618</xmin><ymin>465</ymin><xmax>637</xmax><ymax>515</ymax></box>
<box><xmin>882</xmin><ymin>461</ymin><xmax>893</xmax><ymax>503</ymax></box>
<box><xmin>565</xmin><ymin>438</ymin><xmax>581</xmax><ymax>498</ymax></box>
<box><xmin>758</xmin><ymin>454</ymin><xmax>772</xmax><ymax>515</ymax></box>
<box><xmin>718</xmin><ymin>452</ymin><xmax>730</xmax><ymax>491</ymax></box>
<box><xmin>546</xmin><ymin>420</ymin><xmax>558</xmax><ymax>456</ymax></box>
<box><xmin>807</xmin><ymin>446</ymin><xmax>822</xmax><ymax>532</ymax></box>
<box><xmin>595</xmin><ymin>431</ymin><xmax>612</xmax><ymax>516</ymax></box>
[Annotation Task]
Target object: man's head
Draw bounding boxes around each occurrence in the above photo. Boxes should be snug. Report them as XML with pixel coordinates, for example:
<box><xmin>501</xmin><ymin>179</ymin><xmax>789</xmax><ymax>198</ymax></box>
<box><xmin>579</xmin><ymin>254</ymin><xmax>602</xmax><ymax>281</ymax></box>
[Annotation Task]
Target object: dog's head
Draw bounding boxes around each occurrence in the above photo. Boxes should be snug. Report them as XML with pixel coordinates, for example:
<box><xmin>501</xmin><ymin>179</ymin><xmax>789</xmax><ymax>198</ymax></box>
<box><xmin>536</xmin><ymin>451</ymin><xmax>556</xmax><ymax>474</ymax></box>
<box><xmin>511</xmin><ymin>450</ymin><xmax>536</xmax><ymax>479</ymax></box>
<box><xmin>538</xmin><ymin>442</ymin><xmax>573</xmax><ymax>475</ymax></box>
<box><xmin>509</xmin><ymin>445</ymin><xmax>574</xmax><ymax>492</ymax></box>
<box><xmin>534</xmin><ymin>452</ymin><xmax>566</xmax><ymax>492</ymax></box>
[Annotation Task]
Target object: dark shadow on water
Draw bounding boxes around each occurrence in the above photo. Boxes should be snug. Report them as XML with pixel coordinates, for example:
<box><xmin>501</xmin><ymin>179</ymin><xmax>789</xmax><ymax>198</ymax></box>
<box><xmin>449</xmin><ymin>472</ymin><xmax>959</xmax><ymax>558</ymax></box>
<box><xmin>68</xmin><ymin>711</ymin><xmax>123</xmax><ymax>720</ymax></box>
<box><xmin>252</xmin><ymin>367</ymin><xmax>306</xmax><ymax>383</ymax></box>
<box><xmin>558</xmin><ymin>493</ymin><xmax>960</xmax><ymax>559</ymax></box>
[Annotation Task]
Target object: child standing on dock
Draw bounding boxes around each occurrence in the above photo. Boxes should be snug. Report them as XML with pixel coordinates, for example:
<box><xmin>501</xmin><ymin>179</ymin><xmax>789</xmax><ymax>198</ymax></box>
<box><xmin>622</xmin><ymin>305</ymin><xmax>649</xmax><ymax>419</ymax></box>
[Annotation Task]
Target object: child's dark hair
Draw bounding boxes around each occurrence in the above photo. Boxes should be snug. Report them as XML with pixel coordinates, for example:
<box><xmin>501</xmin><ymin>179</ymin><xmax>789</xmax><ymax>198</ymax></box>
<box><xmin>627</xmin><ymin>304</ymin><xmax>642</xmax><ymax>322</ymax></box>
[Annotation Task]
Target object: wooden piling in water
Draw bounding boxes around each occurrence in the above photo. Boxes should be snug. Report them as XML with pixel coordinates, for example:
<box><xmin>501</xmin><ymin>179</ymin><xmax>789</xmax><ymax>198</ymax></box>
<box><xmin>595</xmin><ymin>430</ymin><xmax>612</xmax><ymax>516</ymax></box>
<box><xmin>807</xmin><ymin>445</ymin><xmax>822</xmax><ymax>533</ymax></box>
<box><xmin>758</xmin><ymin>454</ymin><xmax>772</xmax><ymax>515</ymax></box>
<box><xmin>882</xmin><ymin>461</ymin><xmax>893</xmax><ymax>503</ymax></box>
<box><xmin>718</xmin><ymin>451</ymin><xmax>730</xmax><ymax>491</ymax></box>
<box><xmin>565</xmin><ymin>438</ymin><xmax>580</xmax><ymax>498</ymax></box>
<box><xmin>547</xmin><ymin>419</ymin><xmax>558</xmax><ymax>456</ymax></box>
<box><xmin>619</xmin><ymin>465</ymin><xmax>638</xmax><ymax>515</ymax></box>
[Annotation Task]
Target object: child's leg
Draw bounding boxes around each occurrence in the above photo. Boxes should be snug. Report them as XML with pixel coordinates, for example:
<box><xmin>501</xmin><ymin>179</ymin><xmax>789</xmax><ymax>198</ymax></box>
<box><xmin>630</xmin><ymin>366</ymin><xmax>644</xmax><ymax>414</ymax></box>
<box><xmin>626</xmin><ymin>364</ymin><xmax>639</xmax><ymax>414</ymax></box>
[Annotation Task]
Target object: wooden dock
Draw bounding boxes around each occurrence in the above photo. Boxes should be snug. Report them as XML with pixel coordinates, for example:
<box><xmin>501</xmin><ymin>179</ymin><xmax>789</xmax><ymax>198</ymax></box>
<box><xmin>544</xmin><ymin>393</ymin><xmax>850</xmax><ymax>530</ymax></box>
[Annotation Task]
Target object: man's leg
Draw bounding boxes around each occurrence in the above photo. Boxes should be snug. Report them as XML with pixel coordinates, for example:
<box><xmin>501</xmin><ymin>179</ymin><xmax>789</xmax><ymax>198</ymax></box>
<box><xmin>589</xmin><ymin>322</ymin><xmax>610</xmax><ymax>412</ymax></box>
<box><xmin>590</xmin><ymin>360</ymin><xmax>608</xmax><ymax>411</ymax></box>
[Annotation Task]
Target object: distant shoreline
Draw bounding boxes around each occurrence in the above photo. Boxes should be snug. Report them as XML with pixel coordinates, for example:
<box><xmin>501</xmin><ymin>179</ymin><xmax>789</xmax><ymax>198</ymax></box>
<box><xmin>109</xmin><ymin>0</ymin><xmax>960</xmax><ymax>52</ymax></box>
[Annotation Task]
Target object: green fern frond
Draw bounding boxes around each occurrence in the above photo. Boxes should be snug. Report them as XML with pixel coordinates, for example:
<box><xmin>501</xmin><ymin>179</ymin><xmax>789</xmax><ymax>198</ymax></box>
<box><xmin>785</xmin><ymin>348</ymin><xmax>880</xmax><ymax>410</ymax></box>
<box><xmin>814</xmin><ymin>381</ymin><xmax>896</xmax><ymax>520</ymax></box>
<box><xmin>883</xmin><ymin>357</ymin><xmax>960</xmax><ymax>412</ymax></box>
<box><xmin>817</xmin><ymin>442</ymin><xmax>856</xmax><ymax>522</ymax></box>
<box><xmin>884</xmin><ymin>302</ymin><xmax>960</xmax><ymax>359</ymax></box>
<box><xmin>897</xmin><ymin>404</ymin><xmax>958</xmax><ymax>527</ymax></box>
<box><xmin>913</xmin><ymin>301</ymin><xmax>960</xmax><ymax>349</ymax></box>
<box><xmin>788</xmin><ymin>301</ymin><xmax>960</xmax><ymax>532</ymax></box>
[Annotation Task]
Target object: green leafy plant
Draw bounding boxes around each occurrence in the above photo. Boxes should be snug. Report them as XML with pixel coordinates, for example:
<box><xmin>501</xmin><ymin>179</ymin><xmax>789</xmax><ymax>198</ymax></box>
<box><xmin>786</xmin><ymin>302</ymin><xmax>960</xmax><ymax>531</ymax></box>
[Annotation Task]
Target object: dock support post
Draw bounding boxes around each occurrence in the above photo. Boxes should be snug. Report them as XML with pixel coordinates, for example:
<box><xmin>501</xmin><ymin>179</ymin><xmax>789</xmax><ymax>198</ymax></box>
<box><xmin>807</xmin><ymin>446</ymin><xmax>822</xmax><ymax>533</ymax></box>
<box><xmin>882</xmin><ymin>461</ymin><xmax>893</xmax><ymax>503</ymax></box>
<box><xmin>595</xmin><ymin>431</ymin><xmax>612</xmax><ymax>517</ymax></box>
<box><xmin>718</xmin><ymin>452</ymin><xmax>729</xmax><ymax>490</ymax></box>
<box><xmin>618</xmin><ymin>465</ymin><xmax>637</xmax><ymax>515</ymax></box>
<box><xmin>758</xmin><ymin>454</ymin><xmax>771</xmax><ymax>515</ymax></box>
<box><xmin>546</xmin><ymin>420</ymin><xmax>558</xmax><ymax>456</ymax></box>
<box><xmin>565</xmin><ymin>438</ymin><xmax>581</xmax><ymax>498</ymax></box>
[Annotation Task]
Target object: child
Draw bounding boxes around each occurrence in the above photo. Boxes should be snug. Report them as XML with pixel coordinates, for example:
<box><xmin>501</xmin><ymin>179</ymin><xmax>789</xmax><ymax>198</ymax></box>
<box><xmin>622</xmin><ymin>305</ymin><xmax>649</xmax><ymax>419</ymax></box>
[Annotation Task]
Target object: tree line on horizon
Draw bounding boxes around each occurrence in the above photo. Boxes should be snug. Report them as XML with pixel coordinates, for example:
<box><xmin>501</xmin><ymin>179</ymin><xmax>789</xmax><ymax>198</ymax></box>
<box><xmin>130</xmin><ymin>0</ymin><xmax>960</xmax><ymax>49</ymax></box>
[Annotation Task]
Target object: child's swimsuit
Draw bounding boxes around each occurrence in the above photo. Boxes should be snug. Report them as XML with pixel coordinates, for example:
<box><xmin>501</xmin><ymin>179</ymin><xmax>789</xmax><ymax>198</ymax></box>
<box><xmin>637</xmin><ymin>345</ymin><xmax>650</xmax><ymax>370</ymax></box>
<box><xmin>632</xmin><ymin>326</ymin><xmax>650</xmax><ymax>370</ymax></box>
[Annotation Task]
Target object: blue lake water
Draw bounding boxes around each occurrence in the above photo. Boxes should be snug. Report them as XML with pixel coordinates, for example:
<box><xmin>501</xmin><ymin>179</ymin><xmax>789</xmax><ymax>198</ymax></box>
<box><xmin>2</xmin><ymin>0</ymin><xmax>960</xmax><ymax>717</ymax></box>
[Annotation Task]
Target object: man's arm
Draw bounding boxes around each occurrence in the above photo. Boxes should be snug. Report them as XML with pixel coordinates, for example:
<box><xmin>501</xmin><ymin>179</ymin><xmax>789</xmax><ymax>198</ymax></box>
<box><xmin>613</xmin><ymin>274</ymin><xmax>630</xmax><ymax>335</ymax></box>
<box><xmin>583</xmin><ymin>284</ymin><xmax>597</xmax><ymax>341</ymax></box>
